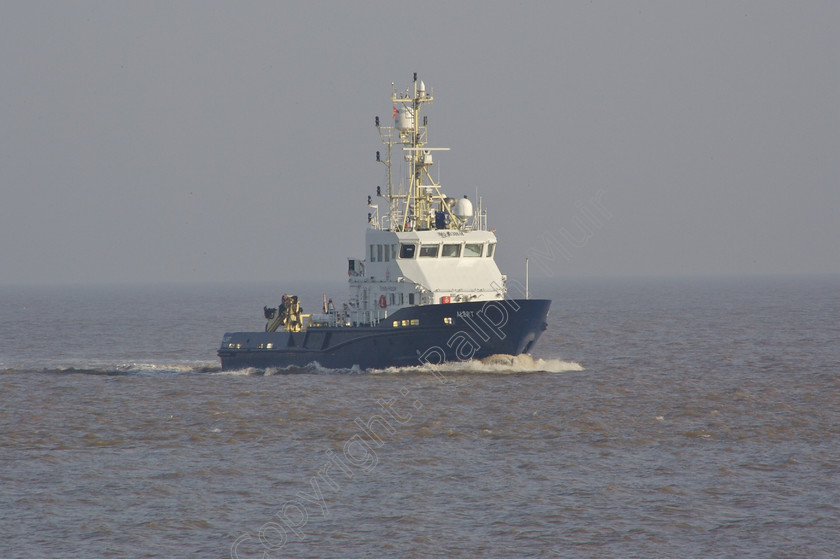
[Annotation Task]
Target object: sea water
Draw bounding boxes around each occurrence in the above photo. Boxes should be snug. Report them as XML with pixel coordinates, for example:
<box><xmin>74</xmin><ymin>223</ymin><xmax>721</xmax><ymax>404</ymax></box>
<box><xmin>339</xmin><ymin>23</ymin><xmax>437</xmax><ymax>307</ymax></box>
<box><xmin>1</xmin><ymin>277</ymin><xmax>838</xmax><ymax>558</ymax></box>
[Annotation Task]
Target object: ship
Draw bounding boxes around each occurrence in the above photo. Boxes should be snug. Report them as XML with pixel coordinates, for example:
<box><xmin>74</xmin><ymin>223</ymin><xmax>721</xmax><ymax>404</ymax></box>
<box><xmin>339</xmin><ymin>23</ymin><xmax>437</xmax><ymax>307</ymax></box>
<box><xmin>218</xmin><ymin>74</ymin><xmax>551</xmax><ymax>371</ymax></box>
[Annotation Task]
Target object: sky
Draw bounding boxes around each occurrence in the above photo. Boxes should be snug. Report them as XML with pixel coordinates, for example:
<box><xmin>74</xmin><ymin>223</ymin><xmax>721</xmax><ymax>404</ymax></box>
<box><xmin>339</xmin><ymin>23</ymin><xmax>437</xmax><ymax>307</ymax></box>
<box><xmin>1</xmin><ymin>1</ymin><xmax>837</xmax><ymax>286</ymax></box>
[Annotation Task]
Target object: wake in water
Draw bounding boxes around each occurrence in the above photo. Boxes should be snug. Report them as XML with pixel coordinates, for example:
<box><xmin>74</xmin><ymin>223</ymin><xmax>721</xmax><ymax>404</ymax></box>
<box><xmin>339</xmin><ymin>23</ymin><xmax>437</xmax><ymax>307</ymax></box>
<box><xmin>211</xmin><ymin>354</ymin><xmax>582</xmax><ymax>376</ymax></box>
<box><xmin>6</xmin><ymin>354</ymin><xmax>582</xmax><ymax>377</ymax></box>
<box><xmin>368</xmin><ymin>354</ymin><xmax>583</xmax><ymax>375</ymax></box>
<box><xmin>2</xmin><ymin>361</ymin><xmax>220</xmax><ymax>377</ymax></box>
<box><xmin>211</xmin><ymin>363</ymin><xmax>365</xmax><ymax>376</ymax></box>
<box><xmin>209</xmin><ymin>354</ymin><xmax>585</xmax><ymax>376</ymax></box>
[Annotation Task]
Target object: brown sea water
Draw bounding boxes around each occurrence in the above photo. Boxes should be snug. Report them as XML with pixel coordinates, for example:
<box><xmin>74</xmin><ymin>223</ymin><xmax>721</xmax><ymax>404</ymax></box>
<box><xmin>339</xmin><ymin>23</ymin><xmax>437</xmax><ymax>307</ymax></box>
<box><xmin>1</xmin><ymin>277</ymin><xmax>838</xmax><ymax>558</ymax></box>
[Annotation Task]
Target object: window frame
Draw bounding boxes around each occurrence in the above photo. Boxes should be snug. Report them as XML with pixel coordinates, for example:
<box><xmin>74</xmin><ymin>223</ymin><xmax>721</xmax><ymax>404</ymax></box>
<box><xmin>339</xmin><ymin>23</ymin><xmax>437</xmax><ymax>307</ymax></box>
<box><xmin>464</xmin><ymin>243</ymin><xmax>483</xmax><ymax>257</ymax></box>
<box><xmin>441</xmin><ymin>243</ymin><xmax>462</xmax><ymax>258</ymax></box>
<box><xmin>419</xmin><ymin>244</ymin><xmax>440</xmax><ymax>258</ymax></box>
<box><xmin>399</xmin><ymin>243</ymin><xmax>417</xmax><ymax>259</ymax></box>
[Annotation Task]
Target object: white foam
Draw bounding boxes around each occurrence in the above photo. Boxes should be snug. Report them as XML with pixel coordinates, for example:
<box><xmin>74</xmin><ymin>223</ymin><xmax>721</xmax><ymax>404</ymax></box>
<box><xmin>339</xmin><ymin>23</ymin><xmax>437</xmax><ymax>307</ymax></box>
<box><xmin>311</xmin><ymin>362</ymin><xmax>364</xmax><ymax>375</ymax></box>
<box><xmin>210</xmin><ymin>366</ymin><xmax>263</xmax><ymax>376</ymax></box>
<box><xmin>477</xmin><ymin>354</ymin><xmax>584</xmax><ymax>373</ymax></box>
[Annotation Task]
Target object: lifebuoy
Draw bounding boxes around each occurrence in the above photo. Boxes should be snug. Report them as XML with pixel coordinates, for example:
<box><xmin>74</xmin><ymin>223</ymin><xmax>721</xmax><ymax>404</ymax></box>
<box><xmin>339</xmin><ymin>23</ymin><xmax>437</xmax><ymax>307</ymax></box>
<box><xmin>378</xmin><ymin>295</ymin><xmax>387</xmax><ymax>308</ymax></box>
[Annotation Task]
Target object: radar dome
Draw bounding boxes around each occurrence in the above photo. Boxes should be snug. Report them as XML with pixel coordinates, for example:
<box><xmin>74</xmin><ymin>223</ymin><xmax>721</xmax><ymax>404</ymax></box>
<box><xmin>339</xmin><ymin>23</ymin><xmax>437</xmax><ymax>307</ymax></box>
<box><xmin>453</xmin><ymin>196</ymin><xmax>473</xmax><ymax>220</ymax></box>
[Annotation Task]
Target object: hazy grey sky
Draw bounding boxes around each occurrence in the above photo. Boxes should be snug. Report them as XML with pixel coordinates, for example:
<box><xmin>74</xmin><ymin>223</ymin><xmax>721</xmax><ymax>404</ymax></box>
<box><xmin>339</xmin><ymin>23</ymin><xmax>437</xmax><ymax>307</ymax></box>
<box><xmin>2</xmin><ymin>1</ymin><xmax>837</xmax><ymax>285</ymax></box>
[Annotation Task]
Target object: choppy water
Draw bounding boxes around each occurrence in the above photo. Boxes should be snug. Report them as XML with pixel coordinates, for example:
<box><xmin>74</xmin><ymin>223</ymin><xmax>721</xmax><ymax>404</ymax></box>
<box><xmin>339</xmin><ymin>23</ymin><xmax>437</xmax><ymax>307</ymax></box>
<box><xmin>1</xmin><ymin>277</ymin><xmax>838</xmax><ymax>558</ymax></box>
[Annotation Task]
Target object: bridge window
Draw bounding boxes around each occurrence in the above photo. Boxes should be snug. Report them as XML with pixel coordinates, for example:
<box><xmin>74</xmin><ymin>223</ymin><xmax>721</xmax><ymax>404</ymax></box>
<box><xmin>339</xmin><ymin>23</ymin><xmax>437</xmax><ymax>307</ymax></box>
<box><xmin>370</xmin><ymin>245</ymin><xmax>376</xmax><ymax>262</ymax></box>
<box><xmin>464</xmin><ymin>243</ymin><xmax>483</xmax><ymax>257</ymax></box>
<box><xmin>486</xmin><ymin>243</ymin><xmax>496</xmax><ymax>257</ymax></box>
<box><xmin>419</xmin><ymin>244</ymin><xmax>440</xmax><ymax>257</ymax></box>
<box><xmin>399</xmin><ymin>243</ymin><xmax>416</xmax><ymax>259</ymax></box>
<box><xmin>442</xmin><ymin>244</ymin><xmax>461</xmax><ymax>257</ymax></box>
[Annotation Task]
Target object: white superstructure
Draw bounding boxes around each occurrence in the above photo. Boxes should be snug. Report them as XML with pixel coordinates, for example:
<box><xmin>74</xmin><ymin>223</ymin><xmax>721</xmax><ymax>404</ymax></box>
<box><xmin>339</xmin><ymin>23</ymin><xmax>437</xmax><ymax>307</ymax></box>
<box><xmin>345</xmin><ymin>74</ymin><xmax>507</xmax><ymax>325</ymax></box>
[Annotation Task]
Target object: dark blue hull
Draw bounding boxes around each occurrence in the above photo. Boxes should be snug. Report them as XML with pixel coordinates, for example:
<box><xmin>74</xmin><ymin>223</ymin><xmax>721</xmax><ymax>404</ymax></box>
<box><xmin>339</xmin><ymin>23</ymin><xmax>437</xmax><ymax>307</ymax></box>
<box><xmin>218</xmin><ymin>299</ymin><xmax>550</xmax><ymax>371</ymax></box>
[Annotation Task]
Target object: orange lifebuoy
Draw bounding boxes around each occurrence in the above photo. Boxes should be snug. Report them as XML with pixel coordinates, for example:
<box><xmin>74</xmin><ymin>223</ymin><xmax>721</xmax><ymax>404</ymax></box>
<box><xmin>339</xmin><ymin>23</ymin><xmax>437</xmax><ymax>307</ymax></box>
<box><xmin>378</xmin><ymin>295</ymin><xmax>387</xmax><ymax>308</ymax></box>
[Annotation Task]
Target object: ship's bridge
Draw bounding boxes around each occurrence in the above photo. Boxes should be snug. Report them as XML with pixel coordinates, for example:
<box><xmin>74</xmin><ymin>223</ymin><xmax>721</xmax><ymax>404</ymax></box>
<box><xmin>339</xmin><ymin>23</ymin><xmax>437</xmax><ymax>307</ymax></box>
<box><xmin>345</xmin><ymin>227</ymin><xmax>505</xmax><ymax>324</ymax></box>
<box><xmin>368</xmin><ymin>228</ymin><xmax>503</xmax><ymax>294</ymax></box>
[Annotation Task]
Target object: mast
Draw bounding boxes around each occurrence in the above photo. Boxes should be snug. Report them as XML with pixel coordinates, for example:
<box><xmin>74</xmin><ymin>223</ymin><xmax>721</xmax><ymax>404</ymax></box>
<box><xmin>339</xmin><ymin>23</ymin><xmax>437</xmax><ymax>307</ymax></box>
<box><xmin>375</xmin><ymin>73</ymin><xmax>464</xmax><ymax>232</ymax></box>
